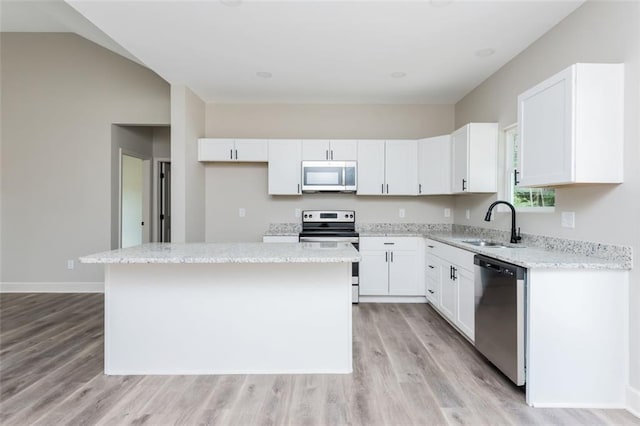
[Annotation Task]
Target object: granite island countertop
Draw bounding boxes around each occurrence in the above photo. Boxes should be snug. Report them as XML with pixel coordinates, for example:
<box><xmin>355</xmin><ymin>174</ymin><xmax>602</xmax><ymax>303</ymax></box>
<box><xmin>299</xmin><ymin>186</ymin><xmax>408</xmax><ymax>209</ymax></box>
<box><xmin>80</xmin><ymin>242</ymin><xmax>361</xmax><ymax>264</ymax></box>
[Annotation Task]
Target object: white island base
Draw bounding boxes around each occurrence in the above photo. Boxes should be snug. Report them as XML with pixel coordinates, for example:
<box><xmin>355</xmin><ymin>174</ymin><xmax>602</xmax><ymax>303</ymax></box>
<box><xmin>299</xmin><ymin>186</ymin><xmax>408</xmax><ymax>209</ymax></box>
<box><xmin>104</xmin><ymin>261</ymin><xmax>352</xmax><ymax>375</ymax></box>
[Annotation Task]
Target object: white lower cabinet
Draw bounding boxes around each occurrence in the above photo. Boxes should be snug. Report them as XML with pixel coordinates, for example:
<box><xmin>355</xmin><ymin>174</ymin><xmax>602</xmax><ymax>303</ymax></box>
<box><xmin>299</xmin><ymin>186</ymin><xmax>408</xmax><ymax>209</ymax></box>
<box><xmin>359</xmin><ymin>237</ymin><xmax>424</xmax><ymax>297</ymax></box>
<box><xmin>425</xmin><ymin>238</ymin><xmax>475</xmax><ymax>342</ymax></box>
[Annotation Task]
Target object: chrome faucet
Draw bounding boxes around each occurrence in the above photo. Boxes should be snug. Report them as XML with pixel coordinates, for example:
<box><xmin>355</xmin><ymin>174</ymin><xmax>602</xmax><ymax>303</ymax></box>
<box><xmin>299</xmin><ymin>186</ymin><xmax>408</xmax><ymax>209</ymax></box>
<box><xmin>484</xmin><ymin>200</ymin><xmax>522</xmax><ymax>244</ymax></box>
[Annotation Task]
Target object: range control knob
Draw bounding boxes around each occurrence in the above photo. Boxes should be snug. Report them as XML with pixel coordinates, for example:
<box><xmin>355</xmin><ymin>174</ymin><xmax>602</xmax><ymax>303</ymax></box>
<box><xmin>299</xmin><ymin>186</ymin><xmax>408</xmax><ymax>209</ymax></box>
<box><xmin>345</xmin><ymin>214</ymin><xmax>349</xmax><ymax>218</ymax></box>
<box><xmin>350</xmin><ymin>214</ymin><xmax>354</xmax><ymax>218</ymax></box>
<box><xmin>308</xmin><ymin>214</ymin><xmax>313</xmax><ymax>218</ymax></box>
<box><xmin>303</xmin><ymin>214</ymin><xmax>308</xmax><ymax>218</ymax></box>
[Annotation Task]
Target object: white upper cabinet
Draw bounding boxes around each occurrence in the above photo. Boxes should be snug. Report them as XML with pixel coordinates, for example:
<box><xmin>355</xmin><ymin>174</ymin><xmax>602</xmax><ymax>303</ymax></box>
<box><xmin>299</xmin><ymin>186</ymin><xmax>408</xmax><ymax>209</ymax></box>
<box><xmin>357</xmin><ymin>140</ymin><xmax>418</xmax><ymax>195</ymax></box>
<box><xmin>301</xmin><ymin>140</ymin><xmax>357</xmax><ymax>160</ymax></box>
<box><xmin>418</xmin><ymin>135</ymin><xmax>451</xmax><ymax>195</ymax></box>
<box><xmin>385</xmin><ymin>140</ymin><xmax>418</xmax><ymax>195</ymax></box>
<box><xmin>517</xmin><ymin>63</ymin><xmax>624</xmax><ymax>187</ymax></box>
<box><xmin>451</xmin><ymin>123</ymin><xmax>498</xmax><ymax>194</ymax></box>
<box><xmin>268</xmin><ymin>140</ymin><xmax>302</xmax><ymax>195</ymax></box>
<box><xmin>357</xmin><ymin>140</ymin><xmax>386</xmax><ymax>195</ymax></box>
<box><xmin>198</xmin><ymin>138</ymin><xmax>268</xmax><ymax>162</ymax></box>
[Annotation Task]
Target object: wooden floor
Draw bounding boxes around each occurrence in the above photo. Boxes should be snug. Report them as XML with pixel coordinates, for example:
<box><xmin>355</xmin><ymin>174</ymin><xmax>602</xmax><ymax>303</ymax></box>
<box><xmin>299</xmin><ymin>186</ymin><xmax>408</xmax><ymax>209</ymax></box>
<box><xmin>0</xmin><ymin>294</ymin><xmax>638</xmax><ymax>425</ymax></box>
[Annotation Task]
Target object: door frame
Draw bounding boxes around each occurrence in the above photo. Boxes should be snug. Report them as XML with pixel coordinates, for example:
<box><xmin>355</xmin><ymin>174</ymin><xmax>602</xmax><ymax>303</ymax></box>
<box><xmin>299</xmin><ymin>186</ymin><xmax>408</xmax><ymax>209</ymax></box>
<box><xmin>152</xmin><ymin>157</ymin><xmax>171</xmax><ymax>243</ymax></box>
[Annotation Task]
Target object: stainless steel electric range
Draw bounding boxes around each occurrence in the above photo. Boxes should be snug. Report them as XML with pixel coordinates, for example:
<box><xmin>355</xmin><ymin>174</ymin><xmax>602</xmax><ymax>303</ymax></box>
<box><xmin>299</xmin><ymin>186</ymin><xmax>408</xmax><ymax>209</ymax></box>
<box><xmin>299</xmin><ymin>210</ymin><xmax>359</xmax><ymax>303</ymax></box>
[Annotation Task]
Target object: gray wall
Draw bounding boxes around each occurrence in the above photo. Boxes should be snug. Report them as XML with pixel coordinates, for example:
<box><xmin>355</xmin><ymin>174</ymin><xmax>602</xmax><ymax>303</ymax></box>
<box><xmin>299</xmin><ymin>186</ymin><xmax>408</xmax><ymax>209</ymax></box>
<box><xmin>171</xmin><ymin>85</ymin><xmax>206</xmax><ymax>243</ymax></box>
<box><xmin>204</xmin><ymin>104</ymin><xmax>455</xmax><ymax>242</ymax></box>
<box><xmin>0</xmin><ymin>33</ymin><xmax>170</xmax><ymax>285</ymax></box>
<box><xmin>453</xmin><ymin>1</ymin><xmax>640</xmax><ymax>393</ymax></box>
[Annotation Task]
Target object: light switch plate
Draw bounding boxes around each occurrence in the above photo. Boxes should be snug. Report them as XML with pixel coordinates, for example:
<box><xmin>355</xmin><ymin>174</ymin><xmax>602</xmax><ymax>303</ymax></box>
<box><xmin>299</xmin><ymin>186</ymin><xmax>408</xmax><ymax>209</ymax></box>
<box><xmin>466</xmin><ymin>209</ymin><xmax>471</xmax><ymax>220</ymax></box>
<box><xmin>444</xmin><ymin>208</ymin><xmax>451</xmax><ymax>218</ymax></box>
<box><xmin>399</xmin><ymin>208</ymin><xmax>406</xmax><ymax>218</ymax></box>
<box><xmin>239</xmin><ymin>208</ymin><xmax>246</xmax><ymax>218</ymax></box>
<box><xmin>67</xmin><ymin>260</ymin><xmax>74</xmax><ymax>270</ymax></box>
<box><xmin>561</xmin><ymin>211</ymin><xmax>575</xmax><ymax>228</ymax></box>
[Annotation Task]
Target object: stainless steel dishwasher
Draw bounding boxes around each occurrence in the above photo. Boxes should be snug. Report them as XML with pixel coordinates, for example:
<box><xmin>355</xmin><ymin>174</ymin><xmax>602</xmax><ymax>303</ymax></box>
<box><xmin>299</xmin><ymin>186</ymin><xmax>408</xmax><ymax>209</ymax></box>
<box><xmin>474</xmin><ymin>255</ymin><xmax>527</xmax><ymax>386</ymax></box>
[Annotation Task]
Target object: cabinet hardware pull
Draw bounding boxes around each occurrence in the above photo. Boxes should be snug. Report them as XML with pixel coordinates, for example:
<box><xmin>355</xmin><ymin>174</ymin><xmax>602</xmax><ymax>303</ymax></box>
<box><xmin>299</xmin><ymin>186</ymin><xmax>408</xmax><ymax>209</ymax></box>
<box><xmin>297</xmin><ymin>184</ymin><xmax>300</xmax><ymax>194</ymax></box>
<box><xmin>330</xmin><ymin>150</ymin><xmax>334</xmax><ymax>160</ymax></box>
<box><xmin>390</xmin><ymin>252</ymin><xmax>394</xmax><ymax>262</ymax></box>
<box><xmin>381</xmin><ymin>183</ymin><xmax>384</xmax><ymax>194</ymax></box>
<box><xmin>462</xmin><ymin>178</ymin><xmax>467</xmax><ymax>191</ymax></box>
<box><xmin>450</xmin><ymin>266</ymin><xmax>453</xmax><ymax>280</ymax></box>
<box><xmin>452</xmin><ymin>267</ymin><xmax>457</xmax><ymax>281</ymax></box>
<box><xmin>428</xmin><ymin>265</ymin><xmax>434</xmax><ymax>269</ymax></box>
<box><xmin>428</xmin><ymin>290</ymin><xmax>434</xmax><ymax>294</ymax></box>
<box><xmin>230</xmin><ymin>149</ymin><xmax>233</xmax><ymax>160</ymax></box>
<box><xmin>235</xmin><ymin>149</ymin><xmax>238</xmax><ymax>160</ymax></box>
<box><xmin>514</xmin><ymin>169</ymin><xmax>520</xmax><ymax>186</ymax></box>
<box><xmin>419</xmin><ymin>183</ymin><xmax>422</xmax><ymax>194</ymax></box>
<box><xmin>383</xmin><ymin>242</ymin><xmax>395</xmax><ymax>245</ymax></box>
<box><xmin>385</xmin><ymin>252</ymin><xmax>388</xmax><ymax>262</ymax></box>
<box><xmin>427</xmin><ymin>245</ymin><xmax>435</xmax><ymax>248</ymax></box>
<box><xmin>326</xmin><ymin>150</ymin><xmax>329</xmax><ymax>160</ymax></box>
<box><xmin>386</xmin><ymin>184</ymin><xmax>389</xmax><ymax>193</ymax></box>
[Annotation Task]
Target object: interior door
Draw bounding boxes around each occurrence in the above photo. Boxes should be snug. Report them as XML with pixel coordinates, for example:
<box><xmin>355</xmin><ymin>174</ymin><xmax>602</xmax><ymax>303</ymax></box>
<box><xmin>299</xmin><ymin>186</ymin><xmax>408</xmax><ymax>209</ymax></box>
<box><xmin>121</xmin><ymin>154</ymin><xmax>144</xmax><ymax>248</ymax></box>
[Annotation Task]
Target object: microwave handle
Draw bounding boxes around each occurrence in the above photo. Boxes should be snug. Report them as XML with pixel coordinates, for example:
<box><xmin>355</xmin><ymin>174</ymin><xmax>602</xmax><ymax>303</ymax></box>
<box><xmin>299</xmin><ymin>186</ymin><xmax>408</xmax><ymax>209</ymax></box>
<box><xmin>342</xmin><ymin>167</ymin><xmax>346</xmax><ymax>188</ymax></box>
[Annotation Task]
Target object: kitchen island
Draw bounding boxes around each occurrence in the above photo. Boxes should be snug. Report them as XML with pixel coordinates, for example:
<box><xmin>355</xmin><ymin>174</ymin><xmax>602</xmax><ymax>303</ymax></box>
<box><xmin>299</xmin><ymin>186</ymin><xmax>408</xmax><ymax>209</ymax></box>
<box><xmin>80</xmin><ymin>242</ymin><xmax>360</xmax><ymax>375</ymax></box>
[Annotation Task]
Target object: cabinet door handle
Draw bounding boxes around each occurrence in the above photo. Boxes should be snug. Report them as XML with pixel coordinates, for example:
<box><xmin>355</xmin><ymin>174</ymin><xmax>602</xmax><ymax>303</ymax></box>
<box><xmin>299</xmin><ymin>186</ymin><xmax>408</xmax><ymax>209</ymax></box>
<box><xmin>428</xmin><ymin>290</ymin><xmax>435</xmax><ymax>294</ymax></box>
<box><xmin>450</xmin><ymin>266</ymin><xmax>453</xmax><ymax>280</ymax></box>
<box><xmin>427</xmin><ymin>245</ymin><xmax>435</xmax><ymax>249</ymax></box>
<box><xmin>452</xmin><ymin>267</ymin><xmax>457</xmax><ymax>281</ymax></box>
<box><xmin>383</xmin><ymin>242</ymin><xmax>395</xmax><ymax>245</ymax></box>
<box><xmin>386</xmin><ymin>184</ymin><xmax>389</xmax><ymax>194</ymax></box>
<box><xmin>390</xmin><ymin>252</ymin><xmax>394</xmax><ymax>262</ymax></box>
<box><xmin>381</xmin><ymin>184</ymin><xmax>384</xmax><ymax>194</ymax></box>
<box><xmin>514</xmin><ymin>169</ymin><xmax>520</xmax><ymax>186</ymax></box>
<box><xmin>385</xmin><ymin>252</ymin><xmax>388</xmax><ymax>262</ymax></box>
<box><xmin>326</xmin><ymin>150</ymin><xmax>329</xmax><ymax>160</ymax></box>
<box><xmin>419</xmin><ymin>183</ymin><xmax>422</xmax><ymax>194</ymax></box>
<box><xmin>462</xmin><ymin>179</ymin><xmax>467</xmax><ymax>191</ymax></box>
<box><xmin>230</xmin><ymin>149</ymin><xmax>233</xmax><ymax>160</ymax></box>
<box><xmin>297</xmin><ymin>183</ymin><xmax>300</xmax><ymax>194</ymax></box>
<box><xmin>235</xmin><ymin>149</ymin><xmax>238</xmax><ymax>160</ymax></box>
<box><xmin>330</xmin><ymin>150</ymin><xmax>334</xmax><ymax>160</ymax></box>
<box><xmin>428</xmin><ymin>265</ymin><xmax>434</xmax><ymax>269</ymax></box>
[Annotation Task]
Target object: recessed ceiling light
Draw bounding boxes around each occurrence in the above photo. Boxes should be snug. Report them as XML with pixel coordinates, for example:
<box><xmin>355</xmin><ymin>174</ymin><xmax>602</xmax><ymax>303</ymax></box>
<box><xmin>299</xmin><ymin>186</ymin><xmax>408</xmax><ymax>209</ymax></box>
<box><xmin>256</xmin><ymin>72</ymin><xmax>272</xmax><ymax>79</ymax></box>
<box><xmin>430</xmin><ymin>0</ymin><xmax>454</xmax><ymax>7</ymax></box>
<box><xmin>220</xmin><ymin>0</ymin><xmax>242</xmax><ymax>7</ymax></box>
<box><xmin>390</xmin><ymin>72</ymin><xmax>407</xmax><ymax>78</ymax></box>
<box><xmin>475</xmin><ymin>48</ymin><xmax>496</xmax><ymax>58</ymax></box>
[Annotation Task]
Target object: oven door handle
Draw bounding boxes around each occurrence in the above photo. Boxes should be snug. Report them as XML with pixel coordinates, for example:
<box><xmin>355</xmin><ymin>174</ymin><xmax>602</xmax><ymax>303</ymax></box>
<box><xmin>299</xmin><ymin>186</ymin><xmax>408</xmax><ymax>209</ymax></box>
<box><xmin>299</xmin><ymin>236</ymin><xmax>360</xmax><ymax>244</ymax></box>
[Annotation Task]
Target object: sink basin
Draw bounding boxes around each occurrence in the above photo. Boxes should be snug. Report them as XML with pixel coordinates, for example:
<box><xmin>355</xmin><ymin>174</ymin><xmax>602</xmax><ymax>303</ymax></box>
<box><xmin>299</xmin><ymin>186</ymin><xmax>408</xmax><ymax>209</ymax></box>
<box><xmin>461</xmin><ymin>239</ymin><xmax>527</xmax><ymax>249</ymax></box>
<box><xmin>462</xmin><ymin>239</ymin><xmax>507</xmax><ymax>248</ymax></box>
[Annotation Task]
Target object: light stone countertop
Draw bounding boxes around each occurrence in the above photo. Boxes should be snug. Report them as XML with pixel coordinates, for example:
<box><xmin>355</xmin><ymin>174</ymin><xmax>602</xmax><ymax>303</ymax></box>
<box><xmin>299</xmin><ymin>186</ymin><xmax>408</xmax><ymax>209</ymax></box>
<box><xmin>263</xmin><ymin>223</ymin><xmax>632</xmax><ymax>270</ymax></box>
<box><xmin>426</xmin><ymin>234</ymin><xmax>629</xmax><ymax>270</ymax></box>
<box><xmin>80</xmin><ymin>242</ymin><xmax>361</xmax><ymax>264</ymax></box>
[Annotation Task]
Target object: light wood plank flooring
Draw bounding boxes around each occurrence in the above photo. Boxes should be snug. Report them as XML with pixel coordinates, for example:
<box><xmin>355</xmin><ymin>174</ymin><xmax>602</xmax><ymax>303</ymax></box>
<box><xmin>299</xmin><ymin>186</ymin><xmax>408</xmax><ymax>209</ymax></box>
<box><xmin>1</xmin><ymin>293</ymin><xmax>638</xmax><ymax>425</ymax></box>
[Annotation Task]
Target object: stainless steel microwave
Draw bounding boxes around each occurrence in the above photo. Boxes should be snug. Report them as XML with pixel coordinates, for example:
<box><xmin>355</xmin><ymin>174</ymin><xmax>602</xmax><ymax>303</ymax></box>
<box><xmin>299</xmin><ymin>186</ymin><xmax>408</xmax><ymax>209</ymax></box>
<box><xmin>301</xmin><ymin>161</ymin><xmax>357</xmax><ymax>192</ymax></box>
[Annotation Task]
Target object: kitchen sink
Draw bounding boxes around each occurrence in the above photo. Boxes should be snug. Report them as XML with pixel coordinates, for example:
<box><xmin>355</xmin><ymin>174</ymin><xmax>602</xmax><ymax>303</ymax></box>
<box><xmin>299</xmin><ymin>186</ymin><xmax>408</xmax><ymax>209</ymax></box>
<box><xmin>461</xmin><ymin>239</ymin><xmax>526</xmax><ymax>249</ymax></box>
<box><xmin>462</xmin><ymin>239</ymin><xmax>506</xmax><ymax>248</ymax></box>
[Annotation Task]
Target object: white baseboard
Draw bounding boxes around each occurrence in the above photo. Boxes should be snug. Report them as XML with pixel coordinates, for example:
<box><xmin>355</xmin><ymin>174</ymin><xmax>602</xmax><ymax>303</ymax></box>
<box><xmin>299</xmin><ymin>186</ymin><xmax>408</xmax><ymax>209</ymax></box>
<box><xmin>628</xmin><ymin>384</ymin><xmax>640</xmax><ymax>418</ymax></box>
<box><xmin>359</xmin><ymin>296</ymin><xmax>427</xmax><ymax>303</ymax></box>
<box><xmin>0</xmin><ymin>282</ymin><xmax>104</xmax><ymax>293</ymax></box>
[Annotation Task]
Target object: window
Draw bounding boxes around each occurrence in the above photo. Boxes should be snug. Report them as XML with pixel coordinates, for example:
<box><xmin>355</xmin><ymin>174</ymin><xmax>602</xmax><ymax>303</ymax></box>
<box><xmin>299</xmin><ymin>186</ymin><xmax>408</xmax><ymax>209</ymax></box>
<box><xmin>504</xmin><ymin>125</ymin><xmax>555</xmax><ymax>211</ymax></box>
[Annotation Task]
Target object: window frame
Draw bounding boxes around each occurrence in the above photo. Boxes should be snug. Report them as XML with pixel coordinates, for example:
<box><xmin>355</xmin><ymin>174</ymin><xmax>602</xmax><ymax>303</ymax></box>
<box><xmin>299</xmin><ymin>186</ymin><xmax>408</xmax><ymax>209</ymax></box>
<box><xmin>502</xmin><ymin>123</ymin><xmax>555</xmax><ymax>213</ymax></box>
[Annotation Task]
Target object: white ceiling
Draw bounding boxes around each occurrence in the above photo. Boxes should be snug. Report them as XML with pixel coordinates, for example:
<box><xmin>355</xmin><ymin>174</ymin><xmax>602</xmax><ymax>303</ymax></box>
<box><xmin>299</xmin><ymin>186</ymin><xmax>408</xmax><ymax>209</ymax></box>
<box><xmin>4</xmin><ymin>0</ymin><xmax>584</xmax><ymax>104</ymax></box>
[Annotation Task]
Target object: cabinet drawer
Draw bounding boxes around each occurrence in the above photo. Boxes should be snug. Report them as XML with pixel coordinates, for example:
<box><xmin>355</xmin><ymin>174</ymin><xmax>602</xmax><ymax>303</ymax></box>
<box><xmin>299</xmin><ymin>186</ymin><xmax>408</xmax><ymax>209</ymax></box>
<box><xmin>425</xmin><ymin>261</ymin><xmax>440</xmax><ymax>281</ymax></box>
<box><xmin>426</xmin><ymin>239</ymin><xmax>475</xmax><ymax>272</ymax></box>
<box><xmin>360</xmin><ymin>237</ymin><xmax>420</xmax><ymax>251</ymax></box>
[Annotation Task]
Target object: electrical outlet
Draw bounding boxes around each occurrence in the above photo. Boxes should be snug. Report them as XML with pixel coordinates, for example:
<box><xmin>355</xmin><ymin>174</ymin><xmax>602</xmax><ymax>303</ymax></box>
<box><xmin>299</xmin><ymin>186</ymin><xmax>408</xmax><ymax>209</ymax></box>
<box><xmin>67</xmin><ymin>260</ymin><xmax>74</xmax><ymax>270</ymax></box>
<box><xmin>466</xmin><ymin>209</ymin><xmax>471</xmax><ymax>220</ymax></box>
<box><xmin>399</xmin><ymin>208</ymin><xmax>406</xmax><ymax>218</ymax></box>
<box><xmin>444</xmin><ymin>208</ymin><xmax>451</xmax><ymax>218</ymax></box>
<box><xmin>295</xmin><ymin>208</ymin><xmax>301</xmax><ymax>218</ymax></box>
<box><xmin>239</xmin><ymin>208</ymin><xmax>246</xmax><ymax>218</ymax></box>
<box><xmin>561</xmin><ymin>211</ymin><xmax>575</xmax><ymax>228</ymax></box>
